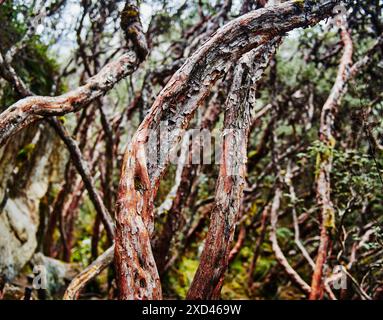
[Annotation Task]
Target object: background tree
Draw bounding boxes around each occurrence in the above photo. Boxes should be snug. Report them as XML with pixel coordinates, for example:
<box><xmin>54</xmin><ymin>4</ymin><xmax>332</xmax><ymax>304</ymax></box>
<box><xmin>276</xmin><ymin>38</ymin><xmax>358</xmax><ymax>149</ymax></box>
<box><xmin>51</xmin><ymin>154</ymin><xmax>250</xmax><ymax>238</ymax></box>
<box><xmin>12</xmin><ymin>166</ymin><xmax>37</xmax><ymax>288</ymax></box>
<box><xmin>0</xmin><ymin>0</ymin><xmax>382</xmax><ymax>300</ymax></box>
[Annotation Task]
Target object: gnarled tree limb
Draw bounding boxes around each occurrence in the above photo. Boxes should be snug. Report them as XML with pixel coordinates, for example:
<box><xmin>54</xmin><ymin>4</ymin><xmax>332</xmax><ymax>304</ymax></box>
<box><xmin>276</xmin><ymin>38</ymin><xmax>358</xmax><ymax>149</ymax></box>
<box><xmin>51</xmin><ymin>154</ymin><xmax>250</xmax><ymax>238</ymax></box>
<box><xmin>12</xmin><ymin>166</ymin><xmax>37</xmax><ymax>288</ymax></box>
<box><xmin>114</xmin><ymin>0</ymin><xmax>341</xmax><ymax>300</ymax></box>
<box><xmin>310</xmin><ymin>20</ymin><xmax>353</xmax><ymax>300</ymax></box>
<box><xmin>187</xmin><ymin>39</ymin><xmax>280</xmax><ymax>300</ymax></box>
<box><xmin>0</xmin><ymin>1</ymin><xmax>148</xmax><ymax>146</ymax></box>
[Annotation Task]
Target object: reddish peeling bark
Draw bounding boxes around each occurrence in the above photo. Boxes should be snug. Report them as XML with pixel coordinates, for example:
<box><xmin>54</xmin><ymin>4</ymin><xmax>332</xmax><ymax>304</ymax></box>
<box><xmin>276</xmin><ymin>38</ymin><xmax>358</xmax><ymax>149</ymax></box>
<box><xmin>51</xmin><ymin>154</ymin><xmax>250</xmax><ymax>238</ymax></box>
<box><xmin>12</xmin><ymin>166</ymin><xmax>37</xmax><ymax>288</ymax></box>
<box><xmin>115</xmin><ymin>136</ymin><xmax>162</xmax><ymax>299</ymax></box>
<box><xmin>309</xmin><ymin>21</ymin><xmax>353</xmax><ymax>300</ymax></box>
<box><xmin>153</xmin><ymin>91</ymin><xmax>224</xmax><ymax>275</ymax></box>
<box><xmin>114</xmin><ymin>0</ymin><xmax>341</xmax><ymax>300</ymax></box>
<box><xmin>187</xmin><ymin>41</ymin><xmax>280</xmax><ymax>300</ymax></box>
<box><xmin>0</xmin><ymin>52</ymin><xmax>140</xmax><ymax>145</ymax></box>
<box><xmin>0</xmin><ymin>3</ymin><xmax>147</xmax><ymax>146</ymax></box>
<box><xmin>153</xmin><ymin>0</ymin><xmax>263</xmax><ymax>277</ymax></box>
<box><xmin>0</xmin><ymin>27</ymin><xmax>116</xmax><ymax>261</ymax></box>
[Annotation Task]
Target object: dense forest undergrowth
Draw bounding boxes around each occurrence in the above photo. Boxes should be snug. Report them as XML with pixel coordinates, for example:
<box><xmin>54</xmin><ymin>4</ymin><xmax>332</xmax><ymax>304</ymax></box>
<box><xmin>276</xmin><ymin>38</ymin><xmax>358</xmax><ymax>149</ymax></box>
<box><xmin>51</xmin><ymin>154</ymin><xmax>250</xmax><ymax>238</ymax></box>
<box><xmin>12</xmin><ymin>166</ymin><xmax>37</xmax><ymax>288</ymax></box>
<box><xmin>0</xmin><ymin>0</ymin><xmax>383</xmax><ymax>300</ymax></box>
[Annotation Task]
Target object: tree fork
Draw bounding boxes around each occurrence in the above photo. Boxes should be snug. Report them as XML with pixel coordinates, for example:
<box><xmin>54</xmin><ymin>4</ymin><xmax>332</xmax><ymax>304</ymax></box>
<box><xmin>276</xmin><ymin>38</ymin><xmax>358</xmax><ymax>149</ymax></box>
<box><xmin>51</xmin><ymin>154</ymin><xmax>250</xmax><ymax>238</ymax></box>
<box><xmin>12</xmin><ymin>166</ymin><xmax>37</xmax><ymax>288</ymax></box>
<box><xmin>114</xmin><ymin>0</ymin><xmax>341</xmax><ymax>300</ymax></box>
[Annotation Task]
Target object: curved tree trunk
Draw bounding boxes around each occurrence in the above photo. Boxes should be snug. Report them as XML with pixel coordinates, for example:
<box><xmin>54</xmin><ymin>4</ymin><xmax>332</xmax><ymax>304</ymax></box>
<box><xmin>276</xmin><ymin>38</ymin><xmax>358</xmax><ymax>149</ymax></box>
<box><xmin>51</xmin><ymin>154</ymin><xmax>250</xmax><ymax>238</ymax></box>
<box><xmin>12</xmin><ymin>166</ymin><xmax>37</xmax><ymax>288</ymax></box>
<box><xmin>187</xmin><ymin>40</ymin><xmax>280</xmax><ymax>300</ymax></box>
<box><xmin>114</xmin><ymin>1</ymin><xmax>341</xmax><ymax>300</ymax></box>
<box><xmin>309</xmin><ymin>20</ymin><xmax>353</xmax><ymax>300</ymax></box>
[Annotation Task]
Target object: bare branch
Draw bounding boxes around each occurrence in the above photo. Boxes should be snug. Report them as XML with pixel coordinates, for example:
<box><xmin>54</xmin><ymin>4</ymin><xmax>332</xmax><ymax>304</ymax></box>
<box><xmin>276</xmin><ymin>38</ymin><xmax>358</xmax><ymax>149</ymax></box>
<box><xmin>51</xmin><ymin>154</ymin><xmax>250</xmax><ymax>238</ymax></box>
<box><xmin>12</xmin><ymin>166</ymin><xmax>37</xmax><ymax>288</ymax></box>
<box><xmin>63</xmin><ymin>245</ymin><xmax>114</xmax><ymax>300</ymax></box>
<box><xmin>310</xmin><ymin>20</ymin><xmax>353</xmax><ymax>300</ymax></box>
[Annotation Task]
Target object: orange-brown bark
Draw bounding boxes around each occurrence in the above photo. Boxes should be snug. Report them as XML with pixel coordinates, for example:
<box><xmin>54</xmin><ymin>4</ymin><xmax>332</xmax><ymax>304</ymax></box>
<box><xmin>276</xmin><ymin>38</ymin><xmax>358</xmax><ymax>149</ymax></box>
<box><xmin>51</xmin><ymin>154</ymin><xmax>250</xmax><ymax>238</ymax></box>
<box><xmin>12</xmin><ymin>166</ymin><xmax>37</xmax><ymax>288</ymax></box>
<box><xmin>114</xmin><ymin>1</ymin><xmax>341</xmax><ymax>300</ymax></box>
<box><xmin>309</xmin><ymin>21</ymin><xmax>353</xmax><ymax>300</ymax></box>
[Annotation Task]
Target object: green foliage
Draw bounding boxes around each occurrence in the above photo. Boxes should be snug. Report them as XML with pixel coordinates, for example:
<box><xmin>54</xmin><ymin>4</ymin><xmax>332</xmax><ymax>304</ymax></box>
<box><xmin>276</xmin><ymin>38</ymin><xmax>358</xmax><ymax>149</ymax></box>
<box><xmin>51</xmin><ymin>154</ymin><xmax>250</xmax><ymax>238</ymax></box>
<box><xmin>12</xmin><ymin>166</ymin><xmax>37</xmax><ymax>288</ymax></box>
<box><xmin>71</xmin><ymin>238</ymin><xmax>92</xmax><ymax>266</ymax></box>
<box><xmin>166</xmin><ymin>257</ymin><xmax>199</xmax><ymax>299</ymax></box>
<box><xmin>276</xmin><ymin>227</ymin><xmax>294</xmax><ymax>243</ymax></box>
<box><xmin>332</xmin><ymin>148</ymin><xmax>381</xmax><ymax>203</ymax></box>
<box><xmin>0</xmin><ymin>3</ymin><xmax>59</xmax><ymax>107</ymax></box>
<box><xmin>2</xmin><ymin>0</ymin><xmax>383</xmax><ymax>301</ymax></box>
<box><xmin>16</xmin><ymin>143</ymin><xmax>36</xmax><ymax>162</ymax></box>
<box><xmin>72</xmin><ymin>197</ymin><xmax>101</xmax><ymax>266</ymax></box>
<box><xmin>276</xmin><ymin>27</ymin><xmax>338</xmax><ymax>98</ymax></box>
